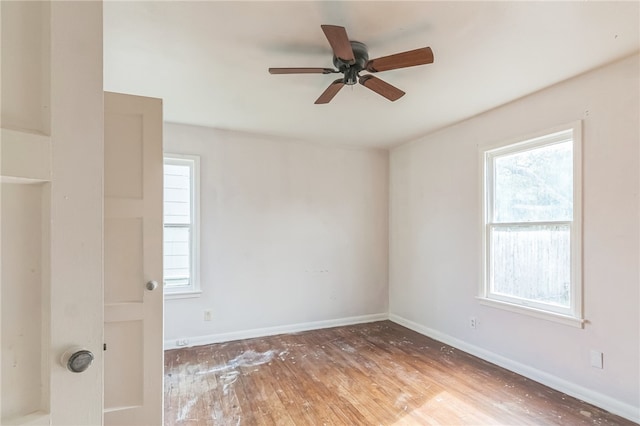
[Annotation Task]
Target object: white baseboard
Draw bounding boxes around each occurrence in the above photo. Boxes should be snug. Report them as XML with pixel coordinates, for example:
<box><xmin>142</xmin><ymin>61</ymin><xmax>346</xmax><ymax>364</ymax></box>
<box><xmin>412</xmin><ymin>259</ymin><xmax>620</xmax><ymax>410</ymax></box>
<box><xmin>388</xmin><ymin>313</ymin><xmax>640</xmax><ymax>424</ymax></box>
<box><xmin>164</xmin><ymin>312</ymin><xmax>389</xmax><ymax>350</ymax></box>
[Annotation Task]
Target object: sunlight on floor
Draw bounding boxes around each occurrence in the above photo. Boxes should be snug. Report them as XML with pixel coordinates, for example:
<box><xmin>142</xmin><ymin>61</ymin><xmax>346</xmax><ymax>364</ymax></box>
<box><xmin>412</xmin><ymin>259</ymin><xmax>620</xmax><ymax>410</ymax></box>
<box><xmin>391</xmin><ymin>390</ymin><xmax>503</xmax><ymax>425</ymax></box>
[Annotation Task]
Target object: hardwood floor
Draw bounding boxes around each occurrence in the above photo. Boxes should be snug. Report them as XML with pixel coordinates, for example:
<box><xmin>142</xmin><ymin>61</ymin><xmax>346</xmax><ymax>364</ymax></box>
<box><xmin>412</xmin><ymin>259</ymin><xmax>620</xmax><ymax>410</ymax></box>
<box><xmin>164</xmin><ymin>321</ymin><xmax>635</xmax><ymax>425</ymax></box>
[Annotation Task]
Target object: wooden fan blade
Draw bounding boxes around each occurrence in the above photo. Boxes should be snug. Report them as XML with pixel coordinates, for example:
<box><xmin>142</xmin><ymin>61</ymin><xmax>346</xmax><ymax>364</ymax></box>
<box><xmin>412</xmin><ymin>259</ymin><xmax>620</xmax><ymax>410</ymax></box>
<box><xmin>366</xmin><ymin>47</ymin><xmax>434</xmax><ymax>73</ymax></box>
<box><xmin>315</xmin><ymin>79</ymin><xmax>345</xmax><ymax>104</ymax></box>
<box><xmin>359</xmin><ymin>75</ymin><xmax>405</xmax><ymax>101</ymax></box>
<box><xmin>269</xmin><ymin>68</ymin><xmax>337</xmax><ymax>74</ymax></box>
<box><xmin>321</xmin><ymin>25</ymin><xmax>355</xmax><ymax>64</ymax></box>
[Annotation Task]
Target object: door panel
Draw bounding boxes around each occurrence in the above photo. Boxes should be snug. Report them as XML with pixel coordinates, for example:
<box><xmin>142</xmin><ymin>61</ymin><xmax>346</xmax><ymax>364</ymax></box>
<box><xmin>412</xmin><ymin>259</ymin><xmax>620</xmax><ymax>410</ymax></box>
<box><xmin>104</xmin><ymin>218</ymin><xmax>144</xmax><ymax>303</ymax></box>
<box><xmin>104</xmin><ymin>321</ymin><xmax>144</xmax><ymax>409</ymax></box>
<box><xmin>104</xmin><ymin>92</ymin><xmax>163</xmax><ymax>426</ymax></box>
<box><xmin>104</xmin><ymin>112</ymin><xmax>144</xmax><ymax>199</ymax></box>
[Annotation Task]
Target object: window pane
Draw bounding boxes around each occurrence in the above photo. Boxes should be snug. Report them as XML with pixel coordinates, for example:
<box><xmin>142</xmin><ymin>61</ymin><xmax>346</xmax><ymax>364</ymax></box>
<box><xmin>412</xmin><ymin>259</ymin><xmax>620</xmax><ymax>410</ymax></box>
<box><xmin>164</xmin><ymin>163</ymin><xmax>191</xmax><ymax>225</ymax></box>
<box><xmin>164</xmin><ymin>225</ymin><xmax>190</xmax><ymax>284</ymax></box>
<box><xmin>490</xmin><ymin>224</ymin><xmax>570</xmax><ymax>308</ymax></box>
<box><xmin>494</xmin><ymin>141</ymin><xmax>573</xmax><ymax>223</ymax></box>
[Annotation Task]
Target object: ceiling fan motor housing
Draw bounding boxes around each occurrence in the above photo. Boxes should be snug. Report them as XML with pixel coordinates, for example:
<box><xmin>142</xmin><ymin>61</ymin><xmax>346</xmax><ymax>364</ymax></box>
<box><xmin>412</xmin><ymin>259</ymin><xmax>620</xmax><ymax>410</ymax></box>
<box><xmin>333</xmin><ymin>41</ymin><xmax>369</xmax><ymax>85</ymax></box>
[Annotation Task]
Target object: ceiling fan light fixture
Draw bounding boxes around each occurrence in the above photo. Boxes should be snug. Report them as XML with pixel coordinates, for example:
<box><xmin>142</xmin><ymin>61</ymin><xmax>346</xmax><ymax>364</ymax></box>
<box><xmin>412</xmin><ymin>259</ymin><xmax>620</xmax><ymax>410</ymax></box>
<box><xmin>268</xmin><ymin>25</ymin><xmax>434</xmax><ymax>104</ymax></box>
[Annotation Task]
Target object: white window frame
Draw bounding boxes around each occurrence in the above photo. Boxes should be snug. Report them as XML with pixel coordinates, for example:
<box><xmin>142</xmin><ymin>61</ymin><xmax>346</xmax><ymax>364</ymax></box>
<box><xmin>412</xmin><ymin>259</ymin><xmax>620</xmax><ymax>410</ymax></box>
<box><xmin>163</xmin><ymin>153</ymin><xmax>201</xmax><ymax>299</ymax></box>
<box><xmin>479</xmin><ymin>121</ymin><xmax>583</xmax><ymax>327</ymax></box>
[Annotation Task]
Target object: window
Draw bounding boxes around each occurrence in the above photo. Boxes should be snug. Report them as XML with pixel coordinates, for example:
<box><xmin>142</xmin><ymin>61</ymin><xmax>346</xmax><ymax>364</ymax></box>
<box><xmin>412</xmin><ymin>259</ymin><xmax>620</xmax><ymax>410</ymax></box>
<box><xmin>163</xmin><ymin>154</ymin><xmax>200</xmax><ymax>297</ymax></box>
<box><xmin>480</xmin><ymin>122</ymin><xmax>582</xmax><ymax>326</ymax></box>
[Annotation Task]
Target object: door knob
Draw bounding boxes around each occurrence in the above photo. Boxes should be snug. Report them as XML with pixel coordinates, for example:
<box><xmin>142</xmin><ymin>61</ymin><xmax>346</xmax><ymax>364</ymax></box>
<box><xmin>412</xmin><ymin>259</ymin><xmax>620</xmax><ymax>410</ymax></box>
<box><xmin>61</xmin><ymin>347</ymin><xmax>94</xmax><ymax>373</ymax></box>
<box><xmin>146</xmin><ymin>280</ymin><xmax>159</xmax><ymax>291</ymax></box>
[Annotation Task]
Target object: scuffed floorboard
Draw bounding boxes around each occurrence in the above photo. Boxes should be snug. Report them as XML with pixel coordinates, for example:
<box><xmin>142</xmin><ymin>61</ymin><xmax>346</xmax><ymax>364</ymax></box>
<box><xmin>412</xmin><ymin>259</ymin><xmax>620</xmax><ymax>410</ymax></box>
<box><xmin>164</xmin><ymin>321</ymin><xmax>635</xmax><ymax>425</ymax></box>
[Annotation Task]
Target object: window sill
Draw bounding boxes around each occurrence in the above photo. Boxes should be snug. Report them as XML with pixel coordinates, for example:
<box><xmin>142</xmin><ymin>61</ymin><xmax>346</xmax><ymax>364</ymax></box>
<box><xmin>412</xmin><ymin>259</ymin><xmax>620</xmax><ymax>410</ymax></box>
<box><xmin>476</xmin><ymin>297</ymin><xmax>585</xmax><ymax>328</ymax></box>
<box><xmin>165</xmin><ymin>290</ymin><xmax>202</xmax><ymax>300</ymax></box>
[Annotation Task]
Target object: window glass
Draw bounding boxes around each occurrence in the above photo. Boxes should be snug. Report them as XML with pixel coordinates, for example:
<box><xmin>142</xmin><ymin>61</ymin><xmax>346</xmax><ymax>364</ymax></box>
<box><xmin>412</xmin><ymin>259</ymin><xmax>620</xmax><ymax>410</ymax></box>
<box><xmin>494</xmin><ymin>141</ymin><xmax>573</xmax><ymax>223</ymax></box>
<box><xmin>164</xmin><ymin>226</ymin><xmax>191</xmax><ymax>285</ymax></box>
<box><xmin>164</xmin><ymin>164</ymin><xmax>191</xmax><ymax>225</ymax></box>
<box><xmin>490</xmin><ymin>224</ymin><xmax>570</xmax><ymax>308</ymax></box>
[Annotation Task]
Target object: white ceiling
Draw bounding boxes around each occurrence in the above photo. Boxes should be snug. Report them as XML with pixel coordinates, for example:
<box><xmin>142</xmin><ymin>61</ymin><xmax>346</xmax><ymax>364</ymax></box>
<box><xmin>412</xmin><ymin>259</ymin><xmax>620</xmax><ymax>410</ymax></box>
<box><xmin>103</xmin><ymin>1</ymin><xmax>639</xmax><ymax>149</ymax></box>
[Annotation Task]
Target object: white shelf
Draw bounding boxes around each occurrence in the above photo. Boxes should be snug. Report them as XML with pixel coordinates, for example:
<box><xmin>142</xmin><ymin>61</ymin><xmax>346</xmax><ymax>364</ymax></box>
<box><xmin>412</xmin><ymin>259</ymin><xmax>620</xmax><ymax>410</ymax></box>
<box><xmin>2</xmin><ymin>410</ymin><xmax>51</xmax><ymax>426</ymax></box>
<box><xmin>0</xmin><ymin>128</ymin><xmax>51</xmax><ymax>182</ymax></box>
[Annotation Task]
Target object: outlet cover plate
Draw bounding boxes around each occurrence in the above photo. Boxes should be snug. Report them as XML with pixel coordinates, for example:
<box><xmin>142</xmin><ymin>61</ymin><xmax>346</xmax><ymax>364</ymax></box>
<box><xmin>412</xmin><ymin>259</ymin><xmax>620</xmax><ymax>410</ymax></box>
<box><xmin>590</xmin><ymin>350</ymin><xmax>603</xmax><ymax>369</ymax></box>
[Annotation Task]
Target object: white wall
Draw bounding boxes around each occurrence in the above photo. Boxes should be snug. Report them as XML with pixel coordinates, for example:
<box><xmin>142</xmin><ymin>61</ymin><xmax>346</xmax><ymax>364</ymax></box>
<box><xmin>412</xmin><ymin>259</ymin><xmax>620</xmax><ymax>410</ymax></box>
<box><xmin>164</xmin><ymin>124</ymin><xmax>389</xmax><ymax>346</ymax></box>
<box><xmin>389</xmin><ymin>54</ymin><xmax>639</xmax><ymax>420</ymax></box>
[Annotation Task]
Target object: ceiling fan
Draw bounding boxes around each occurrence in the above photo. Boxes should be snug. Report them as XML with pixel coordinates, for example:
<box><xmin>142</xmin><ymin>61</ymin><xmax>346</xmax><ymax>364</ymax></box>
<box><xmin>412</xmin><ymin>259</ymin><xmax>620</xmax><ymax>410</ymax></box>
<box><xmin>269</xmin><ymin>25</ymin><xmax>434</xmax><ymax>104</ymax></box>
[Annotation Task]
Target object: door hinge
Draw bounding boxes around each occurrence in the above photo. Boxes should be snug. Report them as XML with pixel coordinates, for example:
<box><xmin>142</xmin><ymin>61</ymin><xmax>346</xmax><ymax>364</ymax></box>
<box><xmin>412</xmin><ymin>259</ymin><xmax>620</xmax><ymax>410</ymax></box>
<box><xmin>103</xmin><ymin>343</ymin><xmax>107</xmax><ymax>351</ymax></box>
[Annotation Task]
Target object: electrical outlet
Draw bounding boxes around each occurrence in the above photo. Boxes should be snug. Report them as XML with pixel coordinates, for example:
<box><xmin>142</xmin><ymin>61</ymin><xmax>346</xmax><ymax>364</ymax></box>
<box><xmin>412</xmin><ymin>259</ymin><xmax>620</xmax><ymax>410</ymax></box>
<box><xmin>590</xmin><ymin>350</ymin><xmax>603</xmax><ymax>369</ymax></box>
<box><xmin>469</xmin><ymin>317</ymin><xmax>477</xmax><ymax>329</ymax></box>
<box><xmin>176</xmin><ymin>339</ymin><xmax>189</xmax><ymax>347</ymax></box>
<box><xmin>204</xmin><ymin>310</ymin><xmax>213</xmax><ymax>321</ymax></box>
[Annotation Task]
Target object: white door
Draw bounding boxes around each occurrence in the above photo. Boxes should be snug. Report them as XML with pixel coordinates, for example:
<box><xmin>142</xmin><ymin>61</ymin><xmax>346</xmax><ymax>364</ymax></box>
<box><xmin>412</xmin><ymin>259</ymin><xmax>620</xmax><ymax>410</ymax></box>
<box><xmin>2</xmin><ymin>2</ymin><xmax>104</xmax><ymax>424</ymax></box>
<box><xmin>104</xmin><ymin>92</ymin><xmax>164</xmax><ymax>425</ymax></box>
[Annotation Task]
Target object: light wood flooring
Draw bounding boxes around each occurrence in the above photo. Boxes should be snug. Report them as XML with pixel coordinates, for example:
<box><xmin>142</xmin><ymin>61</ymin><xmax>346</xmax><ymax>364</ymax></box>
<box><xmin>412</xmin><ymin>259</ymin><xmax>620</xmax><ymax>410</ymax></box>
<box><xmin>164</xmin><ymin>321</ymin><xmax>636</xmax><ymax>425</ymax></box>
